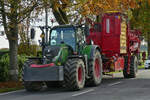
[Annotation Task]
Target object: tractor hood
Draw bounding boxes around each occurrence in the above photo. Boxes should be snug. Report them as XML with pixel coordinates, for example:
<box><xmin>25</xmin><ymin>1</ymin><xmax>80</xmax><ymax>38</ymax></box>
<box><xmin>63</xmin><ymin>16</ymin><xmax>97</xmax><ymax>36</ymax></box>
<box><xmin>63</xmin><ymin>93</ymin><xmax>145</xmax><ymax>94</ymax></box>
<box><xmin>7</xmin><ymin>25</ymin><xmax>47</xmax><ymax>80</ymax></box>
<box><xmin>43</xmin><ymin>44</ymin><xmax>69</xmax><ymax>65</ymax></box>
<box><xmin>44</xmin><ymin>45</ymin><xmax>61</xmax><ymax>62</ymax></box>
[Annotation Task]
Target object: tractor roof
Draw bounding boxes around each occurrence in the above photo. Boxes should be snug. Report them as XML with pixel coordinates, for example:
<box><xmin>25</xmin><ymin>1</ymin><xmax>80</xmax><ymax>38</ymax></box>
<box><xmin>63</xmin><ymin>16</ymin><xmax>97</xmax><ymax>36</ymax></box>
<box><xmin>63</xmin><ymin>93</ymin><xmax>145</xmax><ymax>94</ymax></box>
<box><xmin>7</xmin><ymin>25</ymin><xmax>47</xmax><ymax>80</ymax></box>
<box><xmin>52</xmin><ymin>24</ymin><xmax>85</xmax><ymax>29</ymax></box>
<box><xmin>52</xmin><ymin>25</ymin><xmax>76</xmax><ymax>29</ymax></box>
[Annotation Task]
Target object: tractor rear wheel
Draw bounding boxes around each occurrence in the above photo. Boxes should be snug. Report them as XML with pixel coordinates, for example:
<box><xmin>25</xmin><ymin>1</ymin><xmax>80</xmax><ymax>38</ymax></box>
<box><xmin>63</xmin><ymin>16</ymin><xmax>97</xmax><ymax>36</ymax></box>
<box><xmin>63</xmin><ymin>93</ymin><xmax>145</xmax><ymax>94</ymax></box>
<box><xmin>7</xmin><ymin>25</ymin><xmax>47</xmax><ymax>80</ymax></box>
<box><xmin>64</xmin><ymin>58</ymin><xmax>85</xmax><ymax>90</ymax></box>
<box><xmin>86</xmin><ymin>50</ymin><xmax>102</xmax><ymax>86</ymax></box>
<box><xmin>22</xmin><ymin>60</ymin><xmax>43</xmax><ymax>91</ymax></box>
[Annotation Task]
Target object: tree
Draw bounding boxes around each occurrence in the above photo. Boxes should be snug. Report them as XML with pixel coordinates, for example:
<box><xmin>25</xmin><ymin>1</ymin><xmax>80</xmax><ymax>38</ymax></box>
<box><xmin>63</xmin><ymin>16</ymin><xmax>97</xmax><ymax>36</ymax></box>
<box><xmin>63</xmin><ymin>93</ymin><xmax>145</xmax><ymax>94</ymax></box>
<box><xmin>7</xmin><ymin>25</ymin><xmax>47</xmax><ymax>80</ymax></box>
<box><xmin>0</xmin><ymin>0</ymin><xmax>45</xmax><ymax>80</ymax></box>
<box><xmin>49</xmin><ymin>0</ymin><xmax>139</xmax><ymax>24</ymax></box>
<box><xmin>130</xmin><ymin>0</ymin><xmax>150</xmax><ymax>55</ymax></box>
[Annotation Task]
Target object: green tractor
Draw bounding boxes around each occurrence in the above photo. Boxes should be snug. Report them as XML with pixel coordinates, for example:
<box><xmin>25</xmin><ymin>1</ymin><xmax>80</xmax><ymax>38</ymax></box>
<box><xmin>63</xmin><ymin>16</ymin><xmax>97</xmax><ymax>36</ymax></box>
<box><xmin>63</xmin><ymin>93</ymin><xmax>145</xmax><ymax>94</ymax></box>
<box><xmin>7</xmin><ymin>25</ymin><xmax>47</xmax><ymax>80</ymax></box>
<box><xmin>22</xmin><ymin>25</ymin><xmax>102</xmax><ymax>91</ymax></box>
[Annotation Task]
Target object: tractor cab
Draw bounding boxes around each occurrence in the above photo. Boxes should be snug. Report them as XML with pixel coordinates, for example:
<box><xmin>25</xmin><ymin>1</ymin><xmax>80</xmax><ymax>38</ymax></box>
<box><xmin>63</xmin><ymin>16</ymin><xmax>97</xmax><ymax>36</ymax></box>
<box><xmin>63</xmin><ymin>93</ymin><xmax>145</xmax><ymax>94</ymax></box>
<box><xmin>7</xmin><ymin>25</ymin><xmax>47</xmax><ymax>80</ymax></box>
<box><xmin>42</xmin><ymin>25</ymin><xmax>88</xmax><ymax>65</ymax></box>
<box><xmin>49</xmin><ymin>25</ymin><xmax>87</xmax><ymax>51</ymax></box>
<box><xmin>49</xmin><ymin>26</ymin><xmax>76</xmax><ymax>50</ymax></box>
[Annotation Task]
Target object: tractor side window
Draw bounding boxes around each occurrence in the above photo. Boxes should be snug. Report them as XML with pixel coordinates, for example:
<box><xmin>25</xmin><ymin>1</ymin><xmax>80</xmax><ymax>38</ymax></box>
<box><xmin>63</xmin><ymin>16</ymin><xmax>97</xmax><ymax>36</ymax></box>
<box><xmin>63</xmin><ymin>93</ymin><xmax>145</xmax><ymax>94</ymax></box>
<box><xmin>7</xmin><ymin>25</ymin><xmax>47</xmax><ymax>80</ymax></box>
<box><xmin>106</xmin><ymin>19</ymin><xmax>110</xmax><ymax>33</ymax></box>
<box><xmin>51</xmin><ymin>30</ymin><xmax>57</xmax><ymax>45</ymax></box>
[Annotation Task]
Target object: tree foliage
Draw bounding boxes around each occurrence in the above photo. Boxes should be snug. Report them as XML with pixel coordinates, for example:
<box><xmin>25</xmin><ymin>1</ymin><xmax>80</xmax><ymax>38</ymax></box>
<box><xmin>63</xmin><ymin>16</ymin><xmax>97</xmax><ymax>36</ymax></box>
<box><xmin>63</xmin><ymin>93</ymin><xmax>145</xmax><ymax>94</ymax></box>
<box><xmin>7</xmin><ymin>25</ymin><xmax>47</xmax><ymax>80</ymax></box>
<box><xmin>0</xmin><ymin>0</ymin><xmax>45</xmax><ymax>39</ymax></box>
<box><xmin>0</xmin><ymin>0</ymin><xmax>46</xmax><ymax>80</ymax></box>
<box><xmin>48</xmin><ymin>0</ymin><xmax>141</xmax><ymax>24</ymax></box>
<box><xmin>131</xmin><ymin>0</ymin><xmax>150</xmax><ymax>36</ymax></box>
<box><xmin>130</xmin><ymin>0</ymin><xmax>150</xmax><ymax>54</ymax></box>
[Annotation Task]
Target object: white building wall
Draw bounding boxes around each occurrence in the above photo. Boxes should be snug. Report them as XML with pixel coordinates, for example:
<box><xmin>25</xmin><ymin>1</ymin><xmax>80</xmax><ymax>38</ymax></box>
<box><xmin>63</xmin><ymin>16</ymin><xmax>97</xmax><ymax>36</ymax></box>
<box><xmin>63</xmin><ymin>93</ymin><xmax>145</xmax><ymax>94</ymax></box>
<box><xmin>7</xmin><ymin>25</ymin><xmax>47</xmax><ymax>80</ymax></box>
<box><xmin>0</xmin><ymin>26</ymin><xmax>9</xmax><ymax>49</ymax></box>
<box><xmin>0</xmin><ymin>10</ymin><xmax>57</xmax><ymax>49</ymax></box>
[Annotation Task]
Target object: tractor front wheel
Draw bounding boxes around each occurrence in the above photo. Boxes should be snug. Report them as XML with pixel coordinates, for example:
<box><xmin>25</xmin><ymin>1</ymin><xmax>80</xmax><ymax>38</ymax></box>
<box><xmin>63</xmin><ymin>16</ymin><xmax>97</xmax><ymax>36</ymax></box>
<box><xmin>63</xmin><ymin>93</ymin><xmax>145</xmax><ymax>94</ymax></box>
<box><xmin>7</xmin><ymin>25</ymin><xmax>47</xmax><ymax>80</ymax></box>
<box><xmin>23</xmin><ymin>81</ymin><xmax>43</xmax><ymax>92</ymax></box>
<box><xmin>22</xmin><ymin>60</ymin><xmax>43</xmax><ymax>91</ymax></box>
<box><xmin>64</xmin><ymin>59</ymin><xmax>85</xmax><ymax>90</ymax></box>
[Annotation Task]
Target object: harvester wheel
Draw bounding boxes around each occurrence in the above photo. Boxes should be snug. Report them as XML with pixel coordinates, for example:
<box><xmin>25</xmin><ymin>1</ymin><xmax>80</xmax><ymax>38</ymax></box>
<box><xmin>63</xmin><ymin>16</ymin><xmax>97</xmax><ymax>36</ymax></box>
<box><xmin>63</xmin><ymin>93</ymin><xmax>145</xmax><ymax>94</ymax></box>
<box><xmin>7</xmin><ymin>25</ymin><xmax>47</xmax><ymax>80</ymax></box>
<box><xmin>64</xmin><ymin>59</ymin><xmax>85</xmax><ymax>90</ymax></box>
<box><xmin>129</xmin><ymin>56</ymin><xmax>138</xmax><ymax>78</ymax></box>
<box><xmin>22</xmin><ymin>60</ymin><xmax>43</xmax><ymax>91</ymax></box>
<box><xmin>86</xmin><ymin>50</ymin><xmax>102</xmax><ymax>86</ymax></box>
<box><xmin>123</xmin><ymin>56</ymin><xmax>129</xmax><ymax>78</ymax></box>
<box><xmin>123</xmin><ymin>56</ymin><xmax>138</xmax><ymax>78</ymax></box>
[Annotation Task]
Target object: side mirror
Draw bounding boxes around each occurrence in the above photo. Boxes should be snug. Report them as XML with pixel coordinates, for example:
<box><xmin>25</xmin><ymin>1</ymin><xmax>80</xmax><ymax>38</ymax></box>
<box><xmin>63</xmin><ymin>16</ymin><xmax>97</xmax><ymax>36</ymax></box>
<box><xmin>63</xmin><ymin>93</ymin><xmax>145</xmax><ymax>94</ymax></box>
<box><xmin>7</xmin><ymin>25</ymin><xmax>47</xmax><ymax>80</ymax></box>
<box><xmin>30</xmin><ymin>28</ymin><xmax>35</xmax><ymax>39</ymax></box>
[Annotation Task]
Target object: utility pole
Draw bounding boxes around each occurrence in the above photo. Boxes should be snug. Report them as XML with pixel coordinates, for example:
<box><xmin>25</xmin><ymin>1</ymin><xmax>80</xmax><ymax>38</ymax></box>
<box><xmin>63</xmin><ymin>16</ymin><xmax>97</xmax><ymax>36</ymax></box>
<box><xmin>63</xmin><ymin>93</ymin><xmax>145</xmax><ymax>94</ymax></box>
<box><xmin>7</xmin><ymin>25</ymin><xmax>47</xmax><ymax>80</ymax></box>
<box><xmin>45</xmin><ymin>5</ymin><xmax>48</xmax><ymax>43</ymax></box>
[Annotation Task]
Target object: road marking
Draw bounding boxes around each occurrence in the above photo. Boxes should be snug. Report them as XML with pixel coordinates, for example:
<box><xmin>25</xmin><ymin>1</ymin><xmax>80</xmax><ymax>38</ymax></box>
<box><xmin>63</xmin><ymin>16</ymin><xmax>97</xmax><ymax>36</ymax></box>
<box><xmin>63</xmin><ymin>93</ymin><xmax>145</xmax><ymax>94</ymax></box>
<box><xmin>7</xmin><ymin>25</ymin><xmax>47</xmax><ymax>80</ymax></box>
<box><xmin>72</xmin><ymin>89</ymin><xmax>94</xmax><ymax>97</ymax></box>
<box><xmin>108</xmin><ymin>81</ymin><xmax>122</xmax><ymax>86</ymax></box>
<box><xmin>0</xmin><ymin>90</ymin><xmax>25</xmax><ymax>96</ymax></box>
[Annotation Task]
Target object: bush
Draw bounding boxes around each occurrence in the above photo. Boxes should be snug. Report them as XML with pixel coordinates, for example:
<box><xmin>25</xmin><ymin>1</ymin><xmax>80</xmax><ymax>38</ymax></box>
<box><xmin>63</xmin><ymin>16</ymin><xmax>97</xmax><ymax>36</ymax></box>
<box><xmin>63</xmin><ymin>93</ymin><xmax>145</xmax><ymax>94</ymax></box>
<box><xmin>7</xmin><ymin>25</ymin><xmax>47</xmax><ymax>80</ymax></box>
<box><xmin>0</xmin><ymin>49</ymin><xmax>9</xmax><ymax>59</ymax></box>
<box><xmin>18</xmin><ymin>55</ymin><xmax>27</xmax><ymax>79</ymax></box>
<box><xmin>0</xmin><ymin>54</ymin><xmax>27</xmax><ymax>82</ymax></box>
<box><xmin>0</xmin><ymin>54</ymin><xmax>9</xmax><ymax>81</ymax></box>
<box><xmin>37</xmin><ymin>50</ymin><xmax>42</xmax><ymax>57</ymax></box>
<box><xmin>18</xmin><ymin>43</ymin><xmax>39</xmax><ymax>56</ymax></box>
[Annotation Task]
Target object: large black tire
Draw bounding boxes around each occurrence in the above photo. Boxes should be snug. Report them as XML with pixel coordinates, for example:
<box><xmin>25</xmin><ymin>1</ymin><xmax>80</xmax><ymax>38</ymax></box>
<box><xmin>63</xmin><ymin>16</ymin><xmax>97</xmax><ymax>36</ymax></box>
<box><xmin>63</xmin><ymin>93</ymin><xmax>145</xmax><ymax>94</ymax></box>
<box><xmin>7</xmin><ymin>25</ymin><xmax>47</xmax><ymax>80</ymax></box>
<box><xmin>123</xmin><ymin>56</ymin><xmax>129</xmax><ymax>78</ymax></box>
<box><xmin>64</xmin><ymin>58</ymin><xmax>85</xmax><ymax>91</ymax></box>
<box><xmin>86</xmin><ymin>50</ymin><xmax>103</xmax><ymax>86</ymax></box>
<box><xmin>129</xmin><ymin>56</ymin><xmax>138</xmax><ymax>78</ymax></box>
<box><xmin>22</xmin><ymin>60</ymin><xmax>43</xmax><ymax>92</ymax></box>
<box><xmin>123</xmin><ymin>56</ymin><xmax>138</xmax><ymax>78</ymax></box>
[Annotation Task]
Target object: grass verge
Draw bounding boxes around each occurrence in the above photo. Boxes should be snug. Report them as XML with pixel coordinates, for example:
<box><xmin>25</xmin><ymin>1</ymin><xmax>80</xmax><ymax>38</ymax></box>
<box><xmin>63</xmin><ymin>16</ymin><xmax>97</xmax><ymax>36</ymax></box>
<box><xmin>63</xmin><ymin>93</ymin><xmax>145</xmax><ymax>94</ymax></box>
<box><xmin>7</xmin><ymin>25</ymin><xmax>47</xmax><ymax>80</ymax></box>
<box><xmin>0</xmin><ymin>86</ymin><xmax>24</xmax><ymax>93</ymax></box>
<box><xmin>0</xmin><ymin>81</ymin><xmax>24</xmax><ymax>93</ymax></box>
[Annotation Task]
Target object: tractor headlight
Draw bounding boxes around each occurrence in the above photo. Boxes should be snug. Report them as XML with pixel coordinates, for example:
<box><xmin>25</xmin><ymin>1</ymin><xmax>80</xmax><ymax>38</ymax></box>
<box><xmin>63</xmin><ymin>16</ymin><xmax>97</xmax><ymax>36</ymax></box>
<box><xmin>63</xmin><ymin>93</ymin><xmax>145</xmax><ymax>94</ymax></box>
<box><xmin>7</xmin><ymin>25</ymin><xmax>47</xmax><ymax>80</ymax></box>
<box><xmin>57</xmin><ymin>62</ymin><xmax>61</xmax><ymax>66</ymax></box>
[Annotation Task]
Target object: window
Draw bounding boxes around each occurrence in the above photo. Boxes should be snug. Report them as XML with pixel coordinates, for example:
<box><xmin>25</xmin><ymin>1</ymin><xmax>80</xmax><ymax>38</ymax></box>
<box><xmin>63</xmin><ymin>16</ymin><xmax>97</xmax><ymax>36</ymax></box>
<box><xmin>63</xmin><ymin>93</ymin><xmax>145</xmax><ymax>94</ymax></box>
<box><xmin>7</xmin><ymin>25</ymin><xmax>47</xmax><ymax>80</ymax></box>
<box><xmin>50</xmin><ymin>27</ymin><xmax>76</xmax><ymax>50</ymax></box>
<box><xmin>106</xmin><ymin>19</ymin><xmax>110</xmax><ymax>33</ymax></box>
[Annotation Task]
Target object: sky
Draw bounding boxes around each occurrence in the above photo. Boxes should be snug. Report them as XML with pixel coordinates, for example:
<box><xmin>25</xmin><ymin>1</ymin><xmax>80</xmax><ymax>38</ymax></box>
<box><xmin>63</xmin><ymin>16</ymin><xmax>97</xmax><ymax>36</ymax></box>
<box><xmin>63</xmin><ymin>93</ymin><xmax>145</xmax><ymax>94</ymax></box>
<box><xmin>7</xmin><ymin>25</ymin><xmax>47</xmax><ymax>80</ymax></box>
<box><xmin>0</xmin><ymin>10</ymin><xmax>57</xmax><ymax>49</ymax></box>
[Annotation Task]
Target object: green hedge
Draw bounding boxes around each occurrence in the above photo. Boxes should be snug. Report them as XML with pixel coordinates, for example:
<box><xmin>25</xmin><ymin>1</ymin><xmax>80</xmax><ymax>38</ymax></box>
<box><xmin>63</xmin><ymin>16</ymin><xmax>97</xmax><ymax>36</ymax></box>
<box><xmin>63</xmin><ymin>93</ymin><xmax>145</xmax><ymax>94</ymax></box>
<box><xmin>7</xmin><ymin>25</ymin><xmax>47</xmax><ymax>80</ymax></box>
<box><xmin>0</xmin><ymin>49</ymin><xmax>9</xmax><ymax>59</ymax></box>
<box><xmin>0</xmin><ymin>54</ymin><xmax>9</xmax><ymax>81</ymax></box>
<box><xmin>0</xmin><ymin>54</ymin><xmax>27</xmax><ymax>82</ymax></box>
<box><xmin>18</xmin><ymin>43</ymin><xmax>39</xmax><ymax>56</ymax></box>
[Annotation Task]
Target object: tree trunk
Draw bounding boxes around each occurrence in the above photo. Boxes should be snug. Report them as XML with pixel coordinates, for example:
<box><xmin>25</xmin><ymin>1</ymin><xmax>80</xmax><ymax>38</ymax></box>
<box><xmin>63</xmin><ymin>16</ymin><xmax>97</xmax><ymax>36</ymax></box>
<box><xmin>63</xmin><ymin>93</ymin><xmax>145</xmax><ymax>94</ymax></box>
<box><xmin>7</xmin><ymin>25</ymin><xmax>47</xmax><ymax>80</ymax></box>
<box><xmin>8</xmin><ymin>24</ymin><xmax>19</xmax><ymax>81</ymax></box>
<box><xmin>9</xmin><ymin>39</ymin><xmax>18</xmax><ymax>81</ymax></box>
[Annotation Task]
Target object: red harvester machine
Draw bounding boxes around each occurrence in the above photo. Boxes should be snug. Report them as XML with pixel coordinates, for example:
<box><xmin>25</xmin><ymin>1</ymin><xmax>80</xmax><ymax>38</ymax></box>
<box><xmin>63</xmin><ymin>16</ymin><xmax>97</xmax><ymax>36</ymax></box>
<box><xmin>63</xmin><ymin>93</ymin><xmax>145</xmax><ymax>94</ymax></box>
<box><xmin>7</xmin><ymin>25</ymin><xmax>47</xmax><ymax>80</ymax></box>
<box><xmin>88</xmin><ymin>12</ymin><xmax>141</xmax><ymax>78</ymax></box>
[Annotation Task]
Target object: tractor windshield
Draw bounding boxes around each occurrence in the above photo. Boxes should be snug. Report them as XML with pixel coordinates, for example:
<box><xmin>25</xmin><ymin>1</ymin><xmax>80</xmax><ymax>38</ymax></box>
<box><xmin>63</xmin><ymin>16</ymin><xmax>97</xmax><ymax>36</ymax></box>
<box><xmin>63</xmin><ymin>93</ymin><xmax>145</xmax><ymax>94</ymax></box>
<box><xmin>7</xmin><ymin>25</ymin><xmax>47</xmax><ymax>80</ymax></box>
<box><xmin>50</xmin><ymin>27</ymin><xmax>76</xmax><ymax>49</ymax></box>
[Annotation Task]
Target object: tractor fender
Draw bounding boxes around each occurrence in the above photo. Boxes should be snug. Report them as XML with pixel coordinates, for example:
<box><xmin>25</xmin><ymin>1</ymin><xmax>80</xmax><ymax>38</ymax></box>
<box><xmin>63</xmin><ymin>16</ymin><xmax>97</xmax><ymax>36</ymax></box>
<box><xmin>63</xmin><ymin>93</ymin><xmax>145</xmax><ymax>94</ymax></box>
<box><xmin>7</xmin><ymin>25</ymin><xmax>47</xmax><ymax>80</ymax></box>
<box><xmin>84</xmin><ymin>45</ymin><xmax>101</xmax><ymax>78</ymax></box>
<box><xmin>89</xmin><ymin>45</ymin><xmax>101</xmax><ymax>60</ymax></box>
<box><xmin>81</xmin><ymin>45</ymin><xmax>101</xmax><ymax>60</ymax></box>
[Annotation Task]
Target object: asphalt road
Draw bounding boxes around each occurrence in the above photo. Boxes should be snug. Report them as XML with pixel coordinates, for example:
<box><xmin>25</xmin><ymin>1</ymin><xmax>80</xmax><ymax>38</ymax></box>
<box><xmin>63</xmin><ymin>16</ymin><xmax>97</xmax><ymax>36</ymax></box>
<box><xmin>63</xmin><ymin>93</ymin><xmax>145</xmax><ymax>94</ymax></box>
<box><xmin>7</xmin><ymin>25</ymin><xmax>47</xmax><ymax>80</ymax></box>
<box><xmin>1</xmin><ymin>69</ymin><xmax>150</xmax><ymax>100</ymax></box>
